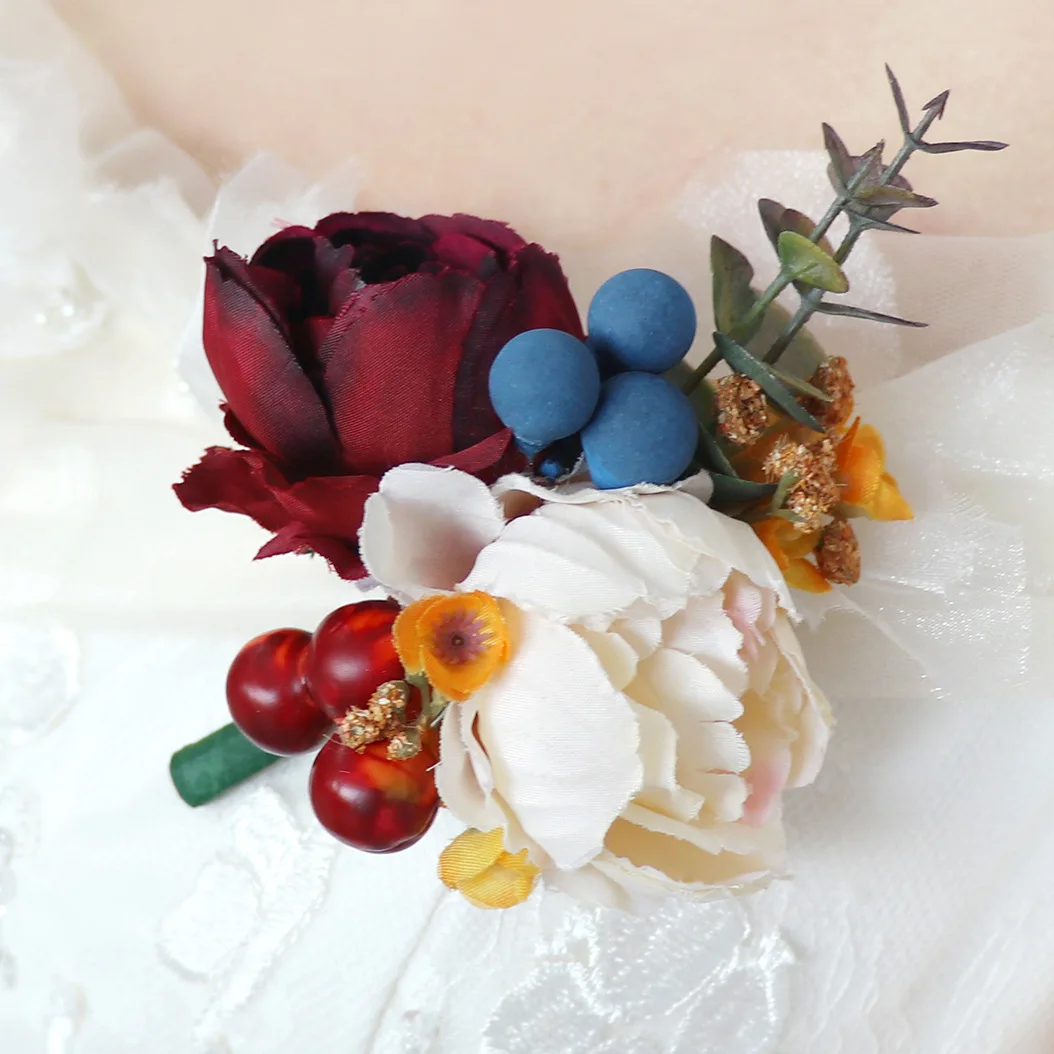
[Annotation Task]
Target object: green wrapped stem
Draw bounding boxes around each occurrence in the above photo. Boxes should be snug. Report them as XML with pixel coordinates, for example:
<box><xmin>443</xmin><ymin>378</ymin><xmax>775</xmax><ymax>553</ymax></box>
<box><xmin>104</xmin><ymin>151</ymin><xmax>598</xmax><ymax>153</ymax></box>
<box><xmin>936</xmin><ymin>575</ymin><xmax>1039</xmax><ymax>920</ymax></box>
<box><xmin>170</xmin><ymin>723</ymin><xmax>282</xmax><ymax>807</ymax></box>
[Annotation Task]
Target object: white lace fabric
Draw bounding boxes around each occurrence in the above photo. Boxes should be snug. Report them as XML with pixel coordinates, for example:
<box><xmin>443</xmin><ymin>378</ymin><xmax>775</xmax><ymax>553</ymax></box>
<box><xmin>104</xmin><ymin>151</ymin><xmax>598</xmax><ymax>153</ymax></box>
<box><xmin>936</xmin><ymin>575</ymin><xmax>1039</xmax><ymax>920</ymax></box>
<box><xmin>2</xmin><ymin>1</ymin><xmax>1054</xmax><ymax>1050</ymax></box>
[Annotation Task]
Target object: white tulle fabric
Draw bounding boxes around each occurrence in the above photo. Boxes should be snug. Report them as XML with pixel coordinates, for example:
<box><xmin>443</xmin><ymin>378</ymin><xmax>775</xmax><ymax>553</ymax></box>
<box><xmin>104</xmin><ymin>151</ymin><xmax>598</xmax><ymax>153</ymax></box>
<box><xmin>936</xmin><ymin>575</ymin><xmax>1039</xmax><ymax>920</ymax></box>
<box><xmin>2</xmin><ymin>1</ymin><xmax>1054</xmax><ymax>1050</ymax></box>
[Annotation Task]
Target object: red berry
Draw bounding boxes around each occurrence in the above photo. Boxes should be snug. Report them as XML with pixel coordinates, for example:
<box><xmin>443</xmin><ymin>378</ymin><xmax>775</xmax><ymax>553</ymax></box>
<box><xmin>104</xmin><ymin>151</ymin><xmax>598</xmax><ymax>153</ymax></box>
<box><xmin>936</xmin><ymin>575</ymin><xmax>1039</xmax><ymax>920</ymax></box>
<box><xmin>226</xmin><ymin>629</ymin><xmax>332</xmax><ymax>755</ymax></box>
<box><xmin>305</xmin><ymin>601</ymin><xmax>405</xmax><ymax>722</ymax></box>
<box><xmin>309</xmin><ymin>732</ymin><xmax>439</xmax><ymax>853</ymax></box>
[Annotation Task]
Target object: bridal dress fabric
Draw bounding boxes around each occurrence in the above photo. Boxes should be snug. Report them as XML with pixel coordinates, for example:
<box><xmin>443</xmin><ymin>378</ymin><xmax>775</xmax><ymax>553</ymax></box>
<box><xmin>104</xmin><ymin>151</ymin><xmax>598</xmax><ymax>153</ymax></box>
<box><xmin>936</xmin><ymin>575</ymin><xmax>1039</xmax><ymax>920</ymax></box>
<box><xmin>3</xmin><ymin>3</ymin><xmax>1054</xmax><ymax>1051</ymax></box>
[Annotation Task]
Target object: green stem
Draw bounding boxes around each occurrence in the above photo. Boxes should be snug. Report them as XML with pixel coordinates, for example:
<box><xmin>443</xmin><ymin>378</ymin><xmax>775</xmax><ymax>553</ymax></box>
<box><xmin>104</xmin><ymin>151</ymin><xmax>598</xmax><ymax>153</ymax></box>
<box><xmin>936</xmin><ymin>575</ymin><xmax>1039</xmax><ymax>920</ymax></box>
<box><xmin>763</xmin><ymin>102</ymin><xmax>946</xmax><ymax>366</ymax></box>
<box><xmin>881</xmin><ymin>100</ymin><xmax>946</xmax><ymax>183</ymax></box>
<box><xmin>682</xmin><ymin>349</ymin><xmax>722</xmax><ymax>396</ymax></box>
<box><xmin>684</xmin><ymin>277</ymin><xmax>791</xmax><ymax>392</ymax></box>
<box><xmin>170</xmin><ymin>723</ymin><xmax>281</xmax><ymax>807</ymax></box>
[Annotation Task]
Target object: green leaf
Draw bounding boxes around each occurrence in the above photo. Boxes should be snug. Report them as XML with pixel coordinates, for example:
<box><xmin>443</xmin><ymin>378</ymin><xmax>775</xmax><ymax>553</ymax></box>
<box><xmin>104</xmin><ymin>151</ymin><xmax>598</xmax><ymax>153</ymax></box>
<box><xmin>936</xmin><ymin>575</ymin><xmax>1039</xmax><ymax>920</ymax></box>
<box><xmin>696</xmin><ymin>423</ymin><xmax>740</xmax><ymax>478</ymax></box>
<box><xmin>822</xmin><ymin>123</ymin><xmax>855</xmax><ymax>192</ymax></box>
<box><xmin>776</xmin><ymin>231</ymin><xmax>849</xmax><ymax>294</ymax></box>
<box><xmin>710</xmin><ymin>474</ymin><xmax>777</xmax><ymax>506</ymax></box>
<box><xmin>917</xmin><ymin>138</ymin><xmax>1008</xmax><ymax>154</ymax></box>
<box><xmin>772</xmin><ymin>508</ymin><xmax>805</xmax><ymax>524</ymax></box>
<box><xmin>857</xmin><ymin>140</ymin><xmax>887</xmax><ymax>174</ymax></box>
<box><xmin>758</xmin><ymin>199</ymin><xmax>834</xmax><ymax>255</ymax></box>
<box><xmin>852</xmin><ymin>214</ymin><xmax>919</xmax><ymax>236</ymax></box>
<box><xmin>922</xmin><ymin>88</ymin><xmax>950</xmax><ymax>118</ymax></box>
<box><xmin>770</xmin><ymin>471</ymin><xmax>800</xmax><ymax>513</ymax></box>
<box><xmin>885</xmin><ymin>65</ymin><xmax>912</xmax><ymax>136</ymax></box>
<box><xmin>711</xmin><ymin>236</ymin><xmax>761</xmax><ymax>340</ymax></box>
<box><xmin>828</xmin><ymin>139</ymin><xmax>887</xmax><ymax>201</ymax></box>
<box><xmin>758</xmin><ymin>201</ymin><xmax>839</xmax><ymax>296</ymax></box>
<box><xmin>768</xmin><ymin>365</ymin><xmax>831</xmax><ymax>401</ymax></box>
<box><xmin>746</xmin><ymin>301</ymin><xmax>826</xmax><ymax>381</ymax></box>
<box><xmin>816</xmin><ymin>302</ymin><xmax>926</xmax><ymax>328</ymax></box>
<box><xmin>715</xmin><ymin>332</ymin><xmax>824</xmax><ymax>432</ymax></box>
<box><xmin>856</xmin><ymin>185</ymin><xmax>937</xmax><ymax>209</ymax></box>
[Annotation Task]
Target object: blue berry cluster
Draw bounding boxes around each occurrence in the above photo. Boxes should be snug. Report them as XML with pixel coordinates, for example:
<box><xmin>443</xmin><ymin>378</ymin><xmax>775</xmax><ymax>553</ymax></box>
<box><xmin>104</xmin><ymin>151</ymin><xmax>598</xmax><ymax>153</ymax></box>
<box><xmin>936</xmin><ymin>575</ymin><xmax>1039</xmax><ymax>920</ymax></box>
<box><xmin>488</xmin><ymin>268</ymin><xmax>699</xmax><ymax>489</ymax></box>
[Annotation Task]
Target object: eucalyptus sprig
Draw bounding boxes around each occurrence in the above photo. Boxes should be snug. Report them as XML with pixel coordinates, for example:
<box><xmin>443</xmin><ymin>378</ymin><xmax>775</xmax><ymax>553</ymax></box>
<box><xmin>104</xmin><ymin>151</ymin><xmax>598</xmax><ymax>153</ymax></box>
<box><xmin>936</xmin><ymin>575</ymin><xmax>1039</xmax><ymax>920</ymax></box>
<box><xmin>684</xmin><ymin>67</ymin><xmax>1007</xmax><ymax>399</ymax></box>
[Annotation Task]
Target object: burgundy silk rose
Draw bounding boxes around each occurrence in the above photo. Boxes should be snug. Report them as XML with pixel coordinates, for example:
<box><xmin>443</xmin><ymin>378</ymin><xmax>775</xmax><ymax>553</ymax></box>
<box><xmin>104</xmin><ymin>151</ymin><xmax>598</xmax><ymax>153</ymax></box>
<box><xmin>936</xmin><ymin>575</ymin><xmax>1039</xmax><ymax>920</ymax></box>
<box><xmin>175</xmin><ymin>212</ymin><xmax>583</xmax><ymax>578</ymax></box>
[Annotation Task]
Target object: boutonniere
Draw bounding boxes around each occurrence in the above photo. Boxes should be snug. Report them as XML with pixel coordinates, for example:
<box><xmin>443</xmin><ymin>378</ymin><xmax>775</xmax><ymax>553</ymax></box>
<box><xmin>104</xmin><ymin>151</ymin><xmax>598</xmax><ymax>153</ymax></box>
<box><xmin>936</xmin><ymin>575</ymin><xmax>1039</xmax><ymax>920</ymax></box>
<box><xmin>170</xmin><ymin>68</ymin><xmax>1003</xmax><ymax>911</ymax></box>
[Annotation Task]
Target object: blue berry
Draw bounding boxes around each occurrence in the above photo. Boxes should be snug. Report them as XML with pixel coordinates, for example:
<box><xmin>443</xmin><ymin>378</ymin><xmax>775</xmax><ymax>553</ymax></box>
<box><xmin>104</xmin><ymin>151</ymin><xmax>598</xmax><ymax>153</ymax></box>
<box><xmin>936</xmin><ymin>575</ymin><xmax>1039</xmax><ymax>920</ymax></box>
<box><xmin>537</xmin><ymin>435</ymin><xmax>583</xmax><ymax>480</ymax></box>
<box><xmin>489</xmin><ymin>329</ymin><xmax>600</xmax><ymax>454</ymax></box>
<box><xmin>581</xmin><ymin>372</ymin><xmax>697</xmax><ymax>489</ymax></box>
<box><xmin>538</xmin><ymin>455</ymin><xmax>568</xmax><ymax>480</ymax></box>
<box><xmin>584</xmin><ymin>336</ymin><xmax>621</xmax><ymax>381</ymax></box>
<box><xmin>587</xmin><ymin>268</ymin><xmax>697</xmax><ymax>373</ymax></box>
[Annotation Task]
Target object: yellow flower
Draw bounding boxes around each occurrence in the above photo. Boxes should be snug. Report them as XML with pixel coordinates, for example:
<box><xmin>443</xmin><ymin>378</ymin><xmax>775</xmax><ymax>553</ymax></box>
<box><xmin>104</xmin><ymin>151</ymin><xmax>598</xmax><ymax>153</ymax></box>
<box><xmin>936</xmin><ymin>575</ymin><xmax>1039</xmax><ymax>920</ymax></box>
<box><xmin>438</xmin><ymin>827</ymin><xmax>540</xmax><ymax>909</ymax></box>
<box><xmin>836</xmin><ymin>419</ymin><xmax>913</xmax><ymax>521</ymax></box>
<box><xmin>753</xmin><ymin>517</ymin><xmax>831</xmax><ymax>594</ymax></box>
<box><xmin>393</xmin><ymin>591</ymin><xmax>510</xmax><ymax>702</ymax></box>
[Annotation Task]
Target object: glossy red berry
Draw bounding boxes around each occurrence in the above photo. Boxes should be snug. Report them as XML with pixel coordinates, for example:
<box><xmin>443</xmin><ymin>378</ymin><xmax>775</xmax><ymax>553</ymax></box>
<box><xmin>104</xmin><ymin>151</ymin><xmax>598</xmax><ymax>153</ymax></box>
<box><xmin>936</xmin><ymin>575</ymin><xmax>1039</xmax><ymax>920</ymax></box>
<box><xmin>226</xmin><ymin>629</ymin><xmax>332</xmax><ymax>755</ymax></box>
<box><xmin>305</xmin><ymin>600</ymin><xmax>405</xmax><ymax>722</ymax></box>
<box><xmin>309</xmin><ymin>732</ymin><xmax>439</xmax><ymax>853</ymax></box>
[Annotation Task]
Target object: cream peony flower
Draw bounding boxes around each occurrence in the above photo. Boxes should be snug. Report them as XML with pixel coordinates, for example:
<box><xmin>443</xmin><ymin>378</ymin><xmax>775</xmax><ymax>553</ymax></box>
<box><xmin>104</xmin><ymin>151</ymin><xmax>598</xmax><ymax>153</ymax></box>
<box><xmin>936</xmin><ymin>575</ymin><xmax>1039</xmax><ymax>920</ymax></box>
<box><xmin>359</xmin><ymin>464</ymin><xmax>832</xmax><ymax>909</ymax></box>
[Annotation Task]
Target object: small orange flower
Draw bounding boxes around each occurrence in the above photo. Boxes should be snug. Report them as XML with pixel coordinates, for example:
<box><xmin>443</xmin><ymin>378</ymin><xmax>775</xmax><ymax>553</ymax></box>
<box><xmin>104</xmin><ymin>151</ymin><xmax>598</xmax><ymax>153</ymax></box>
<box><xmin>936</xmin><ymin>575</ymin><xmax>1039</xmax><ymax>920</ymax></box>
<box><xmin>393</xmin><ymin>591</ymin><xmax>510</xmax><ymax>702</ymax></box>
<box><xmin>439</xmin><ymin>827</ymin><xmax>540</xmax><ymax>909</ymax></box>
<box><xmin>836</xmin><ymin>419</ymin><xmax>913</xmax><ymax>521</ymax></box>
<box><xmin>754</xmin><ymin>518</ymin><xmax>831</xmax><ymax>594</ymax></box>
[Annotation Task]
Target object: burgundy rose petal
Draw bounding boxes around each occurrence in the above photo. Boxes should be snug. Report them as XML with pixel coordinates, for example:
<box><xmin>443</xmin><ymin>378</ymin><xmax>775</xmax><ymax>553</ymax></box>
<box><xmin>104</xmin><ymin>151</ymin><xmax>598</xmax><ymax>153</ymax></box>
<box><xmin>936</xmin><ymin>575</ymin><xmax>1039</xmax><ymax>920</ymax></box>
<box><xmin>328</xmin><ymin>268</ymin><xmax>365</xmax><ymax>313</ymax></box>
<box><xmin>260</xmin><ymin>473</ymin><xmax>378</xmax><ymax>579</ymax></box>
<box><xmin>250</xmin><ymin>228</ymin><xmax>318</xmax><ymax>273</ymax></box>
<box><xmin>211</xmin><ymin>248</ymin><xmax>294</xmax><ymax>338</ymax></box>
<box><xmin>321</xmin><ymin>271</ymin><xmax>484</xmax><ymax>475</ymax></box>
<box><xmin>249</xmin><ymin>233</ymin><xmax>324</xmax><ymax>322</ymax></box>
<box><xmin>276</xmin><ymin>474</ymin><xmax>378</xmax><ymax>540</ymax></box>
<box><xmin>431</xmin><ymin>232</ymin><xmax>497</xmax><ymax>276</ymax></box>
<box><xmin>254</xmin><ymin>524</ymin><xmax>313</xmax><ymax>560</ymax></box>
<box><xmin>175</xmin><ymin>447</ymin><xmax>378</xmax><ymax>580</ymax></box>
<box><xmin>222</xmin><ymin>406</ymin><xmax>264</xmax><ymax>450</ymax></box>
<box><xmin>483</xmin><ymin>440</ymin><xmax>530</xmax><ymax>484</ymax></box>
<box><xmin>303</xmin><ymin>316</ymin><xmax>335</xmax><ymax>349</ymax></box>
<box><xmin>514</xmin><ymin>244</ymin><xmax>586</xmax><ymax>338</ymax></box>
<box><xmin>175</xmin><ymin>447</ymin><xmax>291</xmax><ymax>530</ymax></box>
<box><xmin>450</xmin><ymin>270</ymin><xmax>519</xmax><ymax>450</ymax></box>
<box><xmin>254</xmin><ymin>525</ymin><xmax>366</xmax><ymax>580</ymax></box>
<box><xmin>431</xmin><ymin>428</ymin><xmax>525</xmax><ymax>479</ymax></box>
<box><xmin>422</xmin><ymin>214</ymin><xmax>527</xmax><ymax>254</ymax></box>
<box><xmin>315</xmin><ymin>212</ymin><xmax>433</xmax><ymax>244</ymax></box>
<box><xmin>239</xmin><ymin>263</ymin><xmax>301</xmax><ymax>318</ymax></box>
<box><xmin>204</xmin><ymin>253</ymin><xmax>339</xmax><ymax>467</ymax></box>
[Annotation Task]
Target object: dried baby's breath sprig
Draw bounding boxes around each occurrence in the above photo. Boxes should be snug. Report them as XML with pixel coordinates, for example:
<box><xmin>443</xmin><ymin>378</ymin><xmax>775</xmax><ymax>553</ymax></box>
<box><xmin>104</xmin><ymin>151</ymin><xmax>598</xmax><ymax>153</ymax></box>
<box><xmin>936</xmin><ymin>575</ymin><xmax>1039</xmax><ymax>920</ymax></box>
<box><xmin>715</xmin><ymin>374</ymin><xmax>768</xmax><ymax>447</ymax></box>
<box><xmin>761</xmin><ymin>434</ymin><xmax>837</xmax><ymax>481</ymax></box>
<box><xmin>802</xmin><ymin>356</ymin><xmax>855</xmax><ymax>430</ymax></box>
<box><xmin>763</xmin><ymin>435</ymin><xmax>840</xmax><ymax>533</ymax></box>
<box><xmin>816</xmin><ymin>518</ymin><xmax>862</xmax><ymax>585</ymax></box>
<box><xmin>337</xmin><ymin>680</ymin><xmax>412</xmax><ymax>752</ymax></box>
<box><xmin>386</xmin><ymin>726</ymin><xmax>423</xmax><ymax>761</ymax></box>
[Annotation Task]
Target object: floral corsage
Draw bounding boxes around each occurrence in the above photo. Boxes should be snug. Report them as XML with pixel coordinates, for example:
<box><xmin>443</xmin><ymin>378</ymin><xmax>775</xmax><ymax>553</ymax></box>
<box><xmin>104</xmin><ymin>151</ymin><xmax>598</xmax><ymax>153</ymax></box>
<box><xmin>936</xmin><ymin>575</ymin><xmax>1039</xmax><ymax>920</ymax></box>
<box><xmin>170</xmin><ymin>69</ymin><xmax>1003</xmax><ymax>911</ymax></box>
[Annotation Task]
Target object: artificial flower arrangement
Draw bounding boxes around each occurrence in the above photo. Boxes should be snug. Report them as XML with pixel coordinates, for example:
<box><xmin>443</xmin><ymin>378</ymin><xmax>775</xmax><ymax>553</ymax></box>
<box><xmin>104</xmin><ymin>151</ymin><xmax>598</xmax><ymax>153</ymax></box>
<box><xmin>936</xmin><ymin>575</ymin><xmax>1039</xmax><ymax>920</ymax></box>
<box><xmin>170</xmin><ymin>69</ymin><xmax>1003</xmax><ymax>911</ymax></box>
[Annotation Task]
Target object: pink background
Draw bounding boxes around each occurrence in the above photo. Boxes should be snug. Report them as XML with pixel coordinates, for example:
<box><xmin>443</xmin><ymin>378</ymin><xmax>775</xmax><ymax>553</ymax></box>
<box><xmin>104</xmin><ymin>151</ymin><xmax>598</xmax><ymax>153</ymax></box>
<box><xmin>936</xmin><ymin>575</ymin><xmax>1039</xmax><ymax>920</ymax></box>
<box><xmin>53</xmin><ymin>1</ymin><xmax>1040</xmax><ymax>242</ymax></box>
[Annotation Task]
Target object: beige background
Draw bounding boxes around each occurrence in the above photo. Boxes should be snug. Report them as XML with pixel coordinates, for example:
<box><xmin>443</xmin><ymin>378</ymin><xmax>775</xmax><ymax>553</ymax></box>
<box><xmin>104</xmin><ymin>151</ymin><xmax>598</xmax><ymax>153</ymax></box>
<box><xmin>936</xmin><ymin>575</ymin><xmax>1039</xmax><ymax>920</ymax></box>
<box><xmin>52</xmin><ymin>0</ymin><xmax>1046</xmax><ymax>244</ymax></box>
